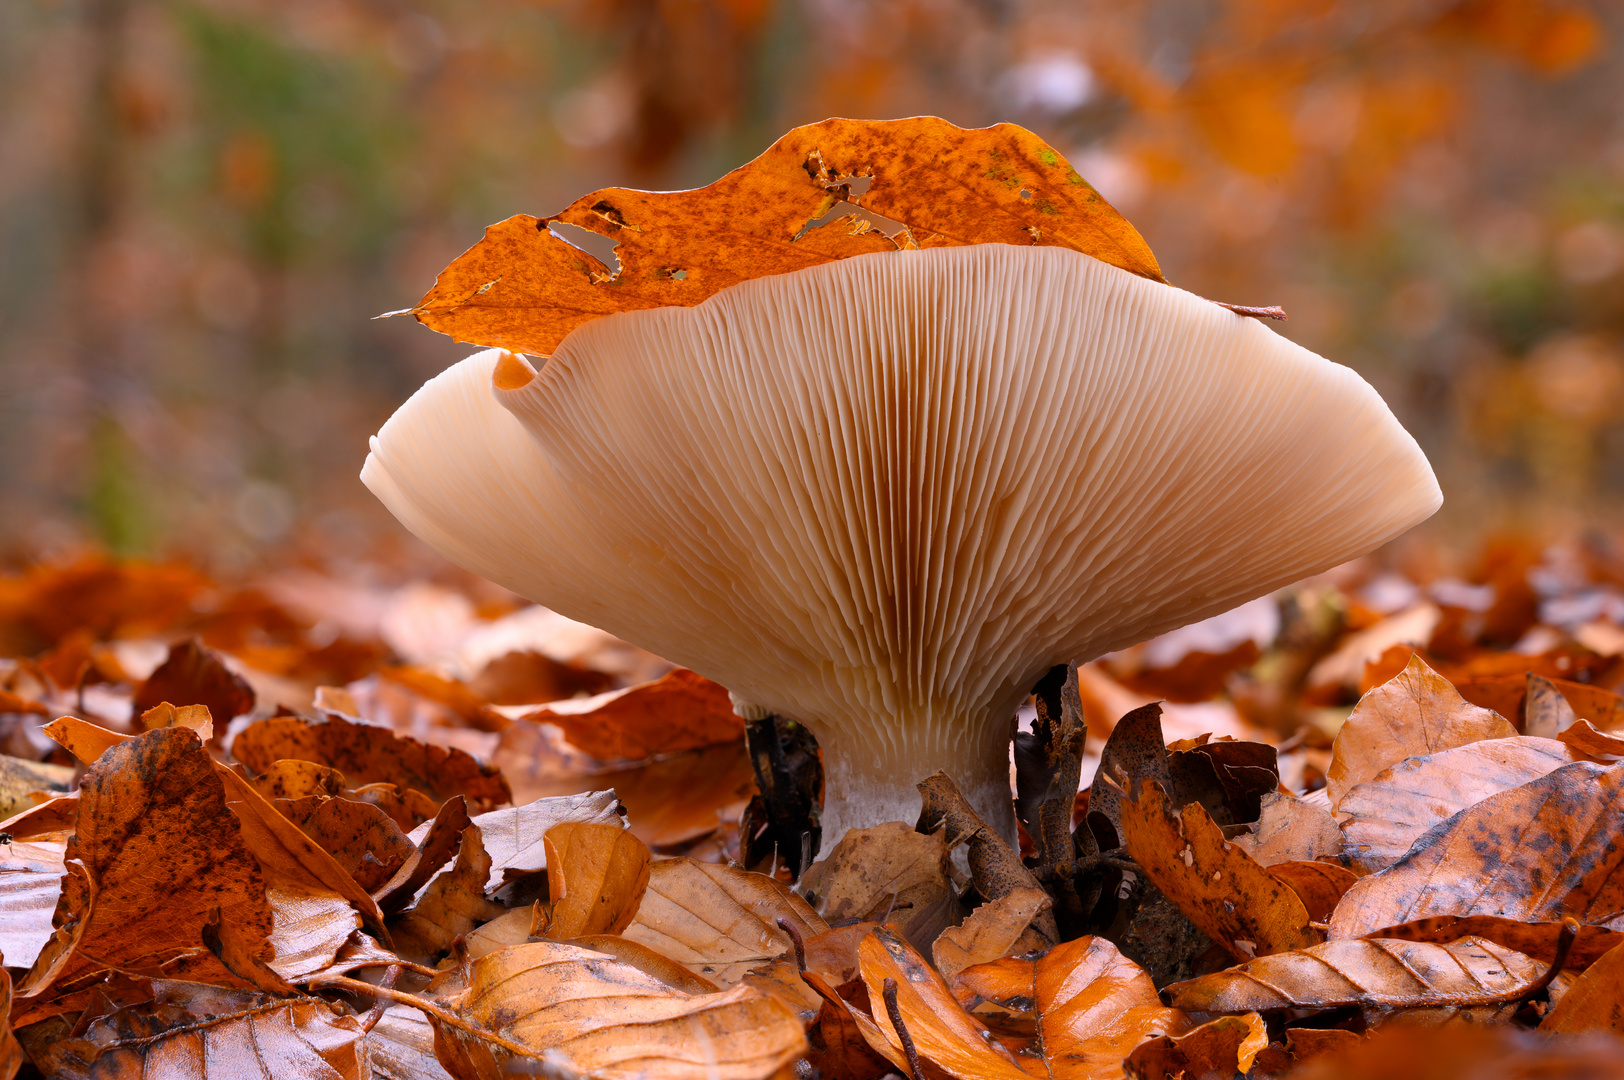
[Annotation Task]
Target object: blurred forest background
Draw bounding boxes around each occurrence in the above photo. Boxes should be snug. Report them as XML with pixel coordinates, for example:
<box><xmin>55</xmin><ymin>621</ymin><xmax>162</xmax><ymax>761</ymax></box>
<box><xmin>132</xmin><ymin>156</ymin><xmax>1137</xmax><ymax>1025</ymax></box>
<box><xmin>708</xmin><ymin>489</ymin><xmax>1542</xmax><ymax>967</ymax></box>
<box><xmin>0</xmin><ymin>0</ymin><xmax>1620</xmax><ymax>575</ymax></box>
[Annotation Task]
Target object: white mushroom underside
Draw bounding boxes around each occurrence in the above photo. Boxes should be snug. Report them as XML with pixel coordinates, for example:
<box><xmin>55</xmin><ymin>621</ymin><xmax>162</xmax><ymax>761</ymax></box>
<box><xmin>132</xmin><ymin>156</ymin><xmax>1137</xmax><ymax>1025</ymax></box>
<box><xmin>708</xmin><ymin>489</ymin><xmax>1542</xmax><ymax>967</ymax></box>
<box><xmin>364</xmin><ymin>244</ymin><xmax>1440</xmax><ymax>847</ymax></box>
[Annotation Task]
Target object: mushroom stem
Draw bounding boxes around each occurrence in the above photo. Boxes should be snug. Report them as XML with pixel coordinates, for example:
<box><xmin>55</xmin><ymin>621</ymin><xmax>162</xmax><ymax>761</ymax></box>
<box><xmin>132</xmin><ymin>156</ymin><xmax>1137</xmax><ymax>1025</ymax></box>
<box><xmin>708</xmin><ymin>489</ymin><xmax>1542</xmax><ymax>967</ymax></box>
<box><xmin>810</xmin><ymin>717</ymin><xmax>1016</xmax><ymax>859</ymax></box>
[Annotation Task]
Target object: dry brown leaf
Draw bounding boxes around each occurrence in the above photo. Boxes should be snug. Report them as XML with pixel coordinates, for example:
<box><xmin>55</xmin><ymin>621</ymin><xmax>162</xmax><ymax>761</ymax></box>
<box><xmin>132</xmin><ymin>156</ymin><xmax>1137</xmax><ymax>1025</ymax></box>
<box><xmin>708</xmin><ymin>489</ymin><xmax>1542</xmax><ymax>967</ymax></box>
<box><xmin>802</xmin><ymin>971</ymin><xmax>896</xmax><ymax>1080</ymax></box>
<box><xmin>408</xmin><ymin>117</ymin><xmax>1162</xmax><ymax>356</ymax></box>
<box><xmin>612</xmin><ymin>741</ymin><xmax>757</xmax><ymax>852</ymax></box>
<box><xmin>1326</xmin><ymin>654</ymin><xmax>1517</xmax><ymax>809</ymax></box>
<box><xmin>1269</xmin><ymin>860</ymin><xmax>1358</xmax><ymax>923</ymax></box>
<box><xmin>1561</xmin><ymin>718</ymin><xmax>1624</xmax><ymax>759</ymax></box>
<box><xmin>623</xmin><ymin>857</ymin><xmax>827</xmax><ymax>986</ymax></box>
<box><xmin>232</xmin><ymin>710</ymin><xmax>510</xmax><ymax>812</ymax></box>
<box><xmin>0</xmin><ymin>755</ymin><xmax>73</xmax><ymax>820</ymax></box>
<box><xmin>138</xmin><ymin>700</ymin><xmax>214</xmax><ymax>741</ymax></box>
<box><xmin>244</xmin><ymin>759</ymin><xmax>348</xmax><ymax>800</ymax></box>
<box><xmin>1336</xmin><ymin>735</ymin><xmax>1574</xmax><ymax>873</ymax></box>
<box><xmin>1229</xmin><ymin>791</ymin><xmax>1343</xmax><ymax>866</ymax></box>
<box><xmin>25</xmin><ymin>727</ymin><xmax>273</xmax><ymax>1000</ymax></box>
<box><xmin>955</xmin><ymin>935</ymin><xmax>1191</xmax><ymax>1079</ymax></box>
<box><xmin>1369</xmin><ymin>915</ymin><xmax>1624</xmax><ymax>967</ymax></box>
<box><xmin>0</xmin><ymin>795</ymin><xmax>78</xmax><ymax>841</ymax></box>
<box><xmin>857</xmin><ymin>925</ymin><xmax>1034</xmax><ymax>1080</ymax></box>
<box><xmin>1123</xmin><ymin>1012</ymin><xmax>1268</xmax><ymax>1080</ymax></box>
<box><xmin>463</xmin><ymin>905</ymin><xmax>537</xmax><ymax>960</ymax></box>
<box><xmin>132</xmin><ymin>638</ymin><xmax>255</xmax><ymax>731</ymax></box>
<box><xmin>370</xmin><ymin>1002</ymin><xmax>455</xmax><ymax>1080</ymax></box>
<box><xmin>0</xmin><ymin>955</ymin><xmax>20</xmax><ymax>1080</ymax></box>
<box><xmin>422</xmin><ymin>939</ymin><xmax>806</xmax><ymax>1080</ymax></box>
<box><xmin>521</xmin><ymin>668</ymin><xmax>742</xmax><ymax>760</ymax></box>
<box><xmin>0</xmin><ymin>839</ymin><xmax>63</xmax><ymax>971</ymax></box>
<box><xmin>1120</xmin><ymin>780</ymin><xmax>1320</xmax><ymax>961</ymax></box>
<box><xmin>1284</xmin><ymin>1022</ymin><xmax>1624</xmax><ymax>1080</ymax></box>
<box><xmin>276</xmin><ymin>795</ymin><xmax>415</xmax><ymax>893</ymax></box>
<box><xmin>31</xmin><ymin>982</ymin><xmax>369</xmax><ymax>1079</ymax></box>
<box><xmin>570</xmin><ymin>933</ymin><xmax>725</xmax><ymax>995</ymax></box>
<box><xmin>932</xmin><ymin>886</ymin><xmax>1053</xmax><ymax>982</ymax></box>
<box><xmin>1328</xmin><ymin>760</ymin><xmax>1624</xmax><ymax>940</ymax></box>
<box><xmin>374</xmin><ymin>795</ymin><xmax>472</xmax><ymax>913</ymax></box>
<box><xmin>1543</xmin><ymin>941</ymin><xmax>1624</xmax><ymax>1032</ymax></box>
<box><xmin>802</xmin><ymin>821</ymin><xmax>965</xmax><ymax>953</ymax></box>
<box><xmin>1087</xmin><ymin>702</ymin><xmax>1172</xmax><ymax>851</ymax></box>
<box><xmin>801</xmin><ymin>922</ymin><xmax>885</xmax><ymax>986</ymax></box>
<box><xmin>541</xmin><ymin>820</ymin><xmax>650</xmax><ymax>938</ymax></box>
<box><xmin>265</xmin><ymin>886</ymin><xmax>363</xmax><ymax>982</ymax></box>
<box><xmin>389</xmin><ymin>823</ymin><xmax>505</xmax><ymax>965</ymax></box>
<box><xmin>419</xmin><ymin>789</ymin><xmax>622</xmax><ymax>893</ymax></box>
<box><xmin>41</xmin><ymin>715</ymin><xmax>128</xmax><ymax>766</ymax></box>
<box><xmin>1165</xmin><ymin>937</ymin><xmax>1542</xmax><ymax>1022</ymax></box>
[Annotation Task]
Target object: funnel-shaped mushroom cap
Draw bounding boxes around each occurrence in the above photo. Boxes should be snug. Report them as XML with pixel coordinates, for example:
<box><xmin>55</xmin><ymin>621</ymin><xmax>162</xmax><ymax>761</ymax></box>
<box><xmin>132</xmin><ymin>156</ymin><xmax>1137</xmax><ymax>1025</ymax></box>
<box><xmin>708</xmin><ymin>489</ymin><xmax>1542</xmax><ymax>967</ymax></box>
<box><xmin>364</xmin><ymin>244</ymin><xmax>1440</xmax><ymax>849</ymax></box>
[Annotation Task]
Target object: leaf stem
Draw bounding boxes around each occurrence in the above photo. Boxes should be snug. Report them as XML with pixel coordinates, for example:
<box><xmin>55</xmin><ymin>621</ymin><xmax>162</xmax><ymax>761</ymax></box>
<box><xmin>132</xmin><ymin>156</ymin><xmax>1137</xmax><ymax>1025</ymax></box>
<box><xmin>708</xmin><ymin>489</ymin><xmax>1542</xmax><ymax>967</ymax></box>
<box><xmin>307</xmin><ymin>972</ymin><xmax>537</xmax><ymax>1058</ymax></box>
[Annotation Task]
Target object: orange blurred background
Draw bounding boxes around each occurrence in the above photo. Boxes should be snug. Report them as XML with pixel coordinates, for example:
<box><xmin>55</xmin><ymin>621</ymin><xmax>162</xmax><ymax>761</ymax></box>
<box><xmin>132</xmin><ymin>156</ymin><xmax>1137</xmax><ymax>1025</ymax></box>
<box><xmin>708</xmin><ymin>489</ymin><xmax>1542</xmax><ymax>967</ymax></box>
<box><xmin>0</xmin><ymin>0</ymin><xmax>1619</xmax><ymax>572</ymax></box>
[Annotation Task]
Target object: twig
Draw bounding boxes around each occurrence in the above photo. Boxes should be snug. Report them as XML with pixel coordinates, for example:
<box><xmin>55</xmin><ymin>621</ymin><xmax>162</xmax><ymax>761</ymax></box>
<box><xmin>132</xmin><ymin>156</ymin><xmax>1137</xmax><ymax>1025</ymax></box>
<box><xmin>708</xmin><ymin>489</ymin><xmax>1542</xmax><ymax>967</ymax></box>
<box><xmin>358</xmin><ymin>963</ymin><xmax>403</xmax><ymax>1033</ymax></box>
<box><xmin>306</xmin><ymin>973</ymin><xmax>535</xmax><ymax>1058</ymax></box>
<box><xmin>776</xmin><ymin>918</ymin><xmax>806</xmax><ymax>974</ymax></box>
<box><xmin>882</xmin><ymin>977</ymin><xmax>922</xmax><ymax>1080</ymax></box>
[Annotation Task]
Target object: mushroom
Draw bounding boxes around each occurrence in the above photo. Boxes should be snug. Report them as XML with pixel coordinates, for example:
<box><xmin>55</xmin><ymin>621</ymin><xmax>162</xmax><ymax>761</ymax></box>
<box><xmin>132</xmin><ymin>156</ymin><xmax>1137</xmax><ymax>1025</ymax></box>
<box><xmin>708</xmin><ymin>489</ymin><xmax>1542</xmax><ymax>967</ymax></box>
<box><xmin>363</xmin><ymin>243</ymin><xmax>1440</xmax><ymax>854</ymax></box>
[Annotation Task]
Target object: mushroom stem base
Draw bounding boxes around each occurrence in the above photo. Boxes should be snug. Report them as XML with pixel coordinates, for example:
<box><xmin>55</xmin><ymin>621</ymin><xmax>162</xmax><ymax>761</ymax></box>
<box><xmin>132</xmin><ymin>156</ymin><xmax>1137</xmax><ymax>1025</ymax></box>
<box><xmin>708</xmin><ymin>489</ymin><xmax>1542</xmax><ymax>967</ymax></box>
<box><xmin>814</xmin><ymin>735</ymin><xmax>1016</xmax><ymax>860</ymax></box>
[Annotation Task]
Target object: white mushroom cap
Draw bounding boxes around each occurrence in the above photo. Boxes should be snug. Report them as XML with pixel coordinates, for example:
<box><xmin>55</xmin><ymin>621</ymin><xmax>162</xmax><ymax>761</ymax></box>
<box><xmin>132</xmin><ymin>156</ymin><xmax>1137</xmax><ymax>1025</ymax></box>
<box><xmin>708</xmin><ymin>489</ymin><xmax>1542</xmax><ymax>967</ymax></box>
<box><xmin>363</xmin><ymin>243</ymin><xmax>1440</xmax><ymax>852</ymax></box>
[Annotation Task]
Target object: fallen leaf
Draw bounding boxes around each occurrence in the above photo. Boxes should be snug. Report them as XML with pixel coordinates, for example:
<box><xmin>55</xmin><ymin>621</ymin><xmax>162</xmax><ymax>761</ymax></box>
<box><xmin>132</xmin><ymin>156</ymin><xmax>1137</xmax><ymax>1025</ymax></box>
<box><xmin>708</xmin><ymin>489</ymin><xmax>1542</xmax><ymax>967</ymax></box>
<box><xmin>264</xmin><ymin>886</ymin><xmax>363</xmax><ymax>982</ymax></box>
<box><xmin>1282</xmin><ymin>1021</ymin><xmax>1624</xmax><ymax>1080</ymax></box>
<box><xmin>374</xmin><ymin>795</ymin><xmax>472</xmax><ymax>913</ymax></box>
<box><xmin>41</xmin><ymin>715</ymin><xmax>127</xmax><ymax>766</ymax></box>
<box><xmin>955</xmin><ymin>935</ymin><xmax>1191</xmax><ymax>1078</ymax></box>
<box><xmin>408</xmin><ymin>117</ymin><xmax>1162</xmax><ymax>356</ymax></box>
<box><xmin>0</xmin><ymin>755</ymin><xmax>73</xmax><ymax>820</ymax></box>
<box><xmin>541</xmin><ymin>820</ymin><xmax>650</xmax><ymax>938</ymax></box>
<box><xmin>468</xmin><ymin>647</ymin><xmax>614</xmax><ymax>706</ymax></box>
<box><xmin>463</xmin><ymin>906</ymin><xmax>538</xmax><ymax>960</ymax></box>
<box><xmin>276</xmin><ymin>795</ymin><xmax>416</xmax><ymax>893</ymax></box>
<box><xmin>1336</xmin><ymin>736</ymin><xmax>1574</xmax><ymax>872</ymax></box>
<box><xmin>1229</xmin><ymin>791</ymin><xmax>1343</xmax><ymax>866</ymax></box>
<box><xmin>932</xmin><ymin>886</ymin><xmax>1053</xmax><ymax>982</ymax></box>
<box><xmin>1326</xmin><ymin>654</ymin><xmax>1517</xmax><ymax>809</ymax></box>
<box><xmin>0</xmin><ymin>963</ymin><xmax>19</xmax><ymax>1080</ymax></box>
<box><xmin>1366</xmin><ymin>914</ymin><xmax>1624</xmax><ymax>969</ymax></box>
<box><xmin>422</xmin><ymin>939</ymin><xmax>806</xmax><ymax>1079</ymax></box>
<box><xmin>1087</xmin><ymin>702</ymin><xmax>1172</xmax><ymax>850</ymax></box>
<box><xmin>1268</xmin><ymin>860</ymin><xmax>1358</xmax><ymax>923</ymax></box>
<box><xmin>570</xmin><ymin>933</ymin><xmax>726</xmax><ymax>995</ymax></box>
<box><xmin>801</xmin><ymin>821</ymin><xmax>965</xmax><ymax>953</ymax></box>
<box><xmin>31</xmin><ymin>981</ymin><xmax>369</xmax><ymax>1079</ymax></box>
<box><xmin>370</xmin><ymin>1002</ymin><xmax>455</xmax><ymax>1080</ymax></box>
<box><xmin>389</xmin><ymin>824</ymin><xmax>505</xmax><ymax>965</ymax></box>
<box><xmin>612</xmin><ymin>740</ymin><xmax>758</xmax><ymax>852</ymax></box>
<box><xmin>240</xmin><ymin>758</ymin><xmax>348</xmax><ymax>800</ymax></box>
<box><xmin>414</xmin><ymin>789</ymin><xmax>622</xmax><ymax>893</ymax></box>
<box><xmin>1165</xmin><ymin>936</ymin><xmax>1542</xmax><ymax>1023</ymax></box>
<box><xmin>1120</xmin><ymin>780</ymin><xmax>1320</xmax><ymax>960</ymax></box>
<box><xmin>0</xmin><ymin>839</ymin><xmax>64</xmax><ymax>970</ymax></box>
<box><xmin>1328</xmin><ymin>760</ymin><xmax>1624</xmax><ymax>940</ymax></box>
<box><xmin>623</xmin><ymin>857</ymin><xmax>827</xmax><ymax>986</ymax></box>
<box><xmin>1543</xmin><ymin>940</ymin><xmax>1624</xmax><ymax>1032</ymax></box>
<box><xmin>803</xmin><ymin>972</ymin><xmax>895</xmax><ymax>1080</ymax></box>
<box><xmin>131</xmin><ymin>637</ymin><xmax>254</xmax><ymax>730</ymax></box>
<box><xmin>1123</xmin><ymin>1012</ymin><xmax>1267</xmax><ymax>1080</ymax></box>
<box><xmin>521</xmin><ymin>667</ymin><xmax>743</xmax><ymax>760</ymax></box>
<box><xmin>1561</xmin><ymin>718</ymin><xmax>1624</xmax><ymax>759</ymax></box>
<box><xmin>27</xmin><ymin>727</ymin><xmax>273</xmax><ymax>998</ymax></box>
<box><xmin>0</xmin><ymin>794</ymin><xmax>77</xmax><ymax>841</ymax></box>
<box><xmin>232</xmin><ymin>710</ymin><xmax>511</xmax><ymax>812</ymax></box>
<box><xmin>857</xmin><ymin>925</ymin><xmax>1033</xmax><ymax>1080</ymax></box>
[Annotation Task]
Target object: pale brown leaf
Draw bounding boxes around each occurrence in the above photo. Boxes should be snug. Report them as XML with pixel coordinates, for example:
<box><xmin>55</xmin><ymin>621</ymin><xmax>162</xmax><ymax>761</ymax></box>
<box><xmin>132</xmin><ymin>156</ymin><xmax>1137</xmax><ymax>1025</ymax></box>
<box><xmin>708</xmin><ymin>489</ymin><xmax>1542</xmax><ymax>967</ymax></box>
<box><xmin>1229</xmin><ymin>791</ymin><xmax>1343</xmax><ymax>867</ymax></box>
<box><xmin>1123</xmin><ymin>1012</ymin><xmax>1267</xmax><ymax>1080</ymax></box>
<box><xmin>1543</xmin><ymin>941</ymin><xmax>1624</xmax><ymax>1032</ymax></box>
<box><xmin>932</xmin><ymin>886</ymin><xmax>1052</xmax><ymax>982</ymax></box>
<box><xmin>802</xmin><ymin>821</ymin><xmax>965</xmax><ymax>953</ymax></box>
<box><xmin>541</xmin><ymin>820</ymin><xmax>650</xmax><ymax>938</ymax></box>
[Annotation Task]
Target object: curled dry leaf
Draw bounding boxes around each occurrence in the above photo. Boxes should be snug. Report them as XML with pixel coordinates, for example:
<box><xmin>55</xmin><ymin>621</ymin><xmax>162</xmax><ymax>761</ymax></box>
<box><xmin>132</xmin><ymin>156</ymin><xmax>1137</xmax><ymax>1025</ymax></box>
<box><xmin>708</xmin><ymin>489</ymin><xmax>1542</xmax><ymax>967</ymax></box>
<box><xmin>521</xmin><ymin>667</ymin><xmax>742</xmax><ymax>760</ymax></box>
<box><xmin>801</xmin><ymin>821</ymin><xmax>966</xmax><ymax>953</ymax></box>
<box><xmin>277</xmin><ymin>795</ymin><xmax>416</xmax><ymax>893</ymax></box>
<box><xmin>232</xmin><ymin>710</ymin><xmax>511</xmax><ymax>812</ymax></box>
<box><xmin>1325</xmin><ymin>654</ymin><xmax>1517</xmax><ymax>809</ymax></box>
<box><xmin>1120</xmin><ymin>780</ymin><xmax>1320</xmax><ymax>961</ymax></box>
<box><xmin>408</xmin><ymin>116</ymin><xmax>1162</xmax><ymax>357</ymax></box>
<box><xmin>1165</xmin><ymin>936</ymin><xmax>1542</xmax><ymax>1022</ymax></box>
<box><xmin>0</xmin><ymin>958</ymin><xmax>19</xmax><ymax>1080</ymax></box>
<box><xmin>1329</xmin><ymin>760</ymin><xmax>1624</xmax><ymax>940</ymax></box>
<box><xmin>1561</xmin><ymin>719</ymin><xmax>1624</xmax><ymax>760</ymax></box>
<box><xmin>264</xmin><ymin>886</ymin><xmax>363</xmax><ymax>982</ymax></box>
<box><xmin>463</xmin><ymin>905</ymin><xmax>538</xmax><ymax>961</ymax></box>
<box><xmin>132</xmin><ymin>637</ymin><xmax>255</xmax><ymax>730</ymax></box>
<box><xmin>1543</xmin><ymin>940</ymin><xmax>1624</xmax><ymax>1032</ymax></box>
<box><xmin>916</xmin><ymin>771</ymin><xmax>1056</xmax><ymax>942</ymax></box>
<box><xmin>416</xmin><ymin>789</ymin><xmax>622</xmax><ymax>893</ymax></box>
<box><xmin>1336</xmin><ymin>736</ymin><xmax>1574</xmax><ymax>872</ymax></box>
<box><xmin>857</xmin><ymin>926</ymin><xmax>1033</xmax><ymax>1080</ymax></box>
<box><xmin>0</xmin><ymin>839</ymin><xmax>64</xmax><ymax>970</ymax></box>
<box><xmin>932</xmin><ymin>885</ymin><xmax>1053</xmax><ymax>983</ymax></box>
<box><xmin>389</xmin><ymin>824</ymin><xmax>504</xmax><ymax>966</ymax></box>
<box><xmin>1371</xmin><ymin>915</ymin><xmax>1624</xmax><ymax>967</ymax></box>
<box><xmin>1123</xmin><ymin>1012</ymin><xmax>1267</xmax><ymax>1080</ymax></box>
<box><xmin>541</xmin><ymin>820</ymin><xmax>650</xmax><ymax>938</ymax></box>
<box><xmin>1229</xmin><ymin>791</ymin><xmax>1343</xmax><ymax>866</ymax></box>
<box><xmin>28</xmin><ymin>727</ymin><xmax>273</xmax><ymax>1000</ymax></box>
<box><xmin>244</xmin><ymin>759</ymin><xmax>348</xmax><ymax>800</ymax></box>
<box><xmin>1087</xmin><ymin>702</ymin><xmax>1172</xmax><ymax>850</ymax></box>
<box><xmin>42</xmin><ymin>715</ymin><xmax>127</xmax><ymax>766</ymax></box>
<box><xmin>1268</xmin><ymin>860</ymin><xmax>1358</xmax><ymax>923</ymax></box>
<box><xmin>374</xmin><ymin>795</ymin><xmax>472</xmax><ymax>913</ymax></box>
<box><xmin>423</xmin><ymin>940</ymin><xmax>806</xmax><ymax>1080</ymax></box>
<box><xmin>33</xmin><ymin>982</ymin><xmax>370</xmax><ymax>1080</ymax></box>
<box><xmin>955</xmin><ymin>935</ymin><xmax>1191</xmax><ymax>1079</ymax></box>
<box><xmin>624</xmin><ymin>857</ymin><xmax>827</xmax><ymax>986</ymax></box>
<box><xmin>803</xmin><ymin>972</ymin><xmax>895</xmax><ymax>1080</ymax></box>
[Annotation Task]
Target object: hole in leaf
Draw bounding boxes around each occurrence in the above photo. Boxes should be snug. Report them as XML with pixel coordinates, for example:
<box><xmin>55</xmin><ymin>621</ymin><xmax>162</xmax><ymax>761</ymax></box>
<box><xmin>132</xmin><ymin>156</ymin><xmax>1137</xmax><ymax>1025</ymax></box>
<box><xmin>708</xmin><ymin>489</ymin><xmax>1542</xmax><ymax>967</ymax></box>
<box><xmin>844</xmin><ymin>175</ymin><xmax>873</xmax><ymax>196</ymax></box>
<box><xmin>1020</xmin><ymin>188</ymin><xmax>1033</xmax><ymax>199</ymax></box>
<box><xmin>655</xmin><ymin>267</ymin><xmax>688</xmax><ymax>281</ymax></box>
<box><xmin>547</xmin><ymin>221</ymin><xmax>622</xmax><ymax>280</ymax></box>
<box><xmin>793</xmin><ymin>201</ymin><xmax>914</xmax><ymax>246</ymax></box>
